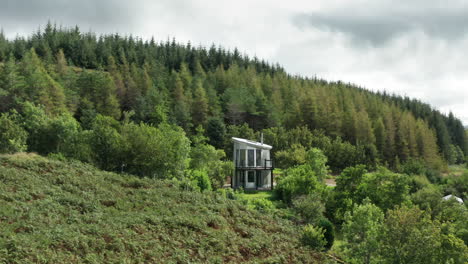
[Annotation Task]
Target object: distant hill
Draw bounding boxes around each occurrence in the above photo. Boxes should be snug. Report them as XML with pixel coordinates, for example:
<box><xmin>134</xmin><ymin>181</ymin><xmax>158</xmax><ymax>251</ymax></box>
<box><xmin>0</xmin><ymin>153</ymin><xmax>323</xmax><ymax>263</ymax></box>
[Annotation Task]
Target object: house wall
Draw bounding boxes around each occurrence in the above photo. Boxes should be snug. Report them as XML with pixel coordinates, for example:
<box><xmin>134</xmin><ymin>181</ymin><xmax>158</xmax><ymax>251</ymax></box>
<box><xmin>232</xmin><ymin>141</ymin><xmax>272</xmax><ymax>189</ymax></box>
<box><xmin>233</xmin><ymin>142</ymin><xmax>270</xmax><ymax>167</ymax></box>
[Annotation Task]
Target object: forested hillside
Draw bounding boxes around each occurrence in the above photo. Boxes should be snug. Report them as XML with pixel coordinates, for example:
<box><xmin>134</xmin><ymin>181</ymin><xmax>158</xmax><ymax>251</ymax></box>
<box><xmin>1</xmin><ymin>24</ymin><xmax>468</xmax><ymax>264</ymax></box>
<box><xmin>0</xmin><ymin>23</ymin><xmax>466</xmax><ymax>172</ymax></box>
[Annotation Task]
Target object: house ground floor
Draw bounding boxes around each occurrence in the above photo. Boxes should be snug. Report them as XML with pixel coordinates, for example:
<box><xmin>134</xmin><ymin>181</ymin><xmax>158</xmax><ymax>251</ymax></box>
<box><xmin>231</xmin><ymin>169</ymin><xmax>273</xmax><ymax>190</ymax></box>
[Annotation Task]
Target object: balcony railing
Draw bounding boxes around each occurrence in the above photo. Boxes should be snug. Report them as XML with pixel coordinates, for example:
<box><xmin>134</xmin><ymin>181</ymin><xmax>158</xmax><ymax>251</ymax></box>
<box><xmin>235</xmin><ymin>159</ymin><xmax>274</xmax><ymax>169</ymax></box>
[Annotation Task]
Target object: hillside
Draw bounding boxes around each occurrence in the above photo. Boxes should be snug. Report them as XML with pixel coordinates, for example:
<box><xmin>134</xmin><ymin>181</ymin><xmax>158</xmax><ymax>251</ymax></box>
<box><xmin>0</xmin><ymin>153</ymin><xmax>324</xmax><ymax>263</ymax></box>
<box><xmin>0</xmin><ymin>23</ymin><xmax>466</xmax><ymax>173</ymax></box>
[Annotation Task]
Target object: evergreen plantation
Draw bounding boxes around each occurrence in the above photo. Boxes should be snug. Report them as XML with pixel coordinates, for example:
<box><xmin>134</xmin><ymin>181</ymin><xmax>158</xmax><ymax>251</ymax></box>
<box><xmin>0</xmin><ymin>23</ymin><xmax>466</xmax><ymax>175</ymax></box>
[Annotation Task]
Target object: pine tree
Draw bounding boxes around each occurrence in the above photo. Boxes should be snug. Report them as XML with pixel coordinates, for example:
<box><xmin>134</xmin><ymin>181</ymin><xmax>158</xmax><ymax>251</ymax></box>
<box><xmin>21</xmin><ymin>48</ymin><xmax>66</xmax><ymax>115</ymax></box>
<box><xmin>0</xmin><ymin>54</ymin><xmax>26</xmax><ymax>112</ymax></box>
<box><xmin>191</xmin><ymin>79</ymin><xmax>208</xmax><ymax>127</ymax></box>
<box><xmin>373</xmin><ymin>118</ymin><xmax>386</xmax><ymax>158</ymax></box>
<box><xmin>171</xmin><ymin>71</ymin><xmax>192</xmax><ymax>131</ymax></box>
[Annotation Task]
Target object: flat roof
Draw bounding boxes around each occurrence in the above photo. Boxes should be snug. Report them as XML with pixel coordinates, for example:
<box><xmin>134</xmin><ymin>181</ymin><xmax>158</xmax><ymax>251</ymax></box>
<box><xmin>232</xmin><ymin>137</ymin><xmax>272</xmax><ymax>150</ymax></box>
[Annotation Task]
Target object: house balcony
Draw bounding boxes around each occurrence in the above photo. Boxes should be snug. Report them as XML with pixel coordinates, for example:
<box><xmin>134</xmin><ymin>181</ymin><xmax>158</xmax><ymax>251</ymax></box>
<box><xmin>235</xmin><ymin>159</ymin><xmax>274</xmax><ymax>170</ymax></box>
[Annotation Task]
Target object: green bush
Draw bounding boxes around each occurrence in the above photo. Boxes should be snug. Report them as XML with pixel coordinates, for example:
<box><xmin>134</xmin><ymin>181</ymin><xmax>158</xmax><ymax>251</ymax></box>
<box><xmin>188</xmin><ymin>169</ymin><xmax>212</xmax><ymax>191</ymax></box>
<box><xmin>305</xmin><ymin>148</ymin><xmax>329</xmax><ymax>181</ymax></box>
<box><xmin>317</xmin><ymin>218</ymin><xmax>334</xmax><ymax>250</ymax></box>
<box><xmin>292</xmin><ymin>193</ymin><xmax>325</xmax><ymax>224</ymax></box>
<box><xmin>0</xmin><ymin>112</ymin><xmax>27</xmax><ymax>153</ymax></box>
<box><xmin>247</xmin><ymin>198</ymin><xmax>274</xmax><ymax>211</ymax></box>
<box><xmin>275</xmin><ymin>144</ymin><xmax>307</xmax><ymax>169</ymax></box>
<box><xmin>402</xmin><ymin>159</ymin><xmax>427</xmax><ymax>176</ymax></box>
<box><xmin>275</xmin><ymin>165</ymin><xmax>320</xmax><ymax>204</ymax></box>
<box><xmin>301</xmin><ymin>224</ymin><xmax>326</xmax><ymax>250</ymax></box>
<box><xmin>357</xmin><ymin>167</ymin><xmax>411</xmax><ymax>211</ymax></box>
<box><xmin>409</xmin><ymin>174</ymin><xmax>431</xmax><ymax>193</ymax></box>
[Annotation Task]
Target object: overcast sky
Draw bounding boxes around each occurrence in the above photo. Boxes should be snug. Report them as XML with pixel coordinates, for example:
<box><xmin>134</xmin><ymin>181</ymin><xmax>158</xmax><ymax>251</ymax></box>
<box><xmin>2</xmin><ymin>0</ymin><xmax>467</xmax><ymax>125</ymax></box>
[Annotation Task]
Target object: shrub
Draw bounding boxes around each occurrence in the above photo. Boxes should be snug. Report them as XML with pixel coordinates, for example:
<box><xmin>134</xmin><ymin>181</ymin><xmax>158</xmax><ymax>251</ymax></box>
<box><xmin>292</xmin><ymin>193</ymin><xmax>325</xmax><ymax>224</ymax></box>
<box><xmin>274</xmin><ymin>165</ymin><xmax>320</xmax><ymax>204</ymax></box>
<box><xmin>247</xmin><ymin>198</ymin><xmax>274</xmax><ymax>211</ymax></box>
<box><xmin>0</xmin><ymin>112</ymin><xmax>28</xmax><ymax>153</ymax></box>
<box><xmin>401</xmin><ymin>159</ymin><xmax>427</xmax><ymax>176</ymax></box>
<box><xmin>425</xmin><ymin>168</ymin><xmax>442</xmax><ymax>184</ymax></box>
<box><xmin>188</xmin><ymin>169</ymin><xmax>212</xmax><ymax>191</ymax></box>
<box><xmin>409</xmin><ymin>174</ymin><xmax>431</xmax><ymax>193</ymax></box>
<box><xmin>120</xmin><ymin>122</ymin><xmax>190</xmax><ymax>178</ymax></box>
<box><xmin>275</xmin><ymin>144</ymin><xmax>307</xmax><ymax>168</ymax></box>
<box><xmin>317</xmin><ymin>218</ymin><xmax>334</xmax><ymax>250</ymax></box>
<box><xmin>357</xmin><ymin>167</ymin><xmax>411</xmax><ymax>211</ymax></box>
<box><xmin>305</xmin><ymin>148</ymin><xmax>329</xmax><ymax>181</ymax></box>
<box><xmin>301</xmin><ymin>224</ymin><xmax>326</xmax><ymax>250</ymax></box>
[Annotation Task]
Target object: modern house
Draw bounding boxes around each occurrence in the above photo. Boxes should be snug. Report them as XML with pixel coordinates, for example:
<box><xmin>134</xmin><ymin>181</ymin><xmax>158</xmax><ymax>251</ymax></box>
<box><xmin>231</xmin><ymin>136</ymin><xmax>273</xmax><ymax>190</ymax></box>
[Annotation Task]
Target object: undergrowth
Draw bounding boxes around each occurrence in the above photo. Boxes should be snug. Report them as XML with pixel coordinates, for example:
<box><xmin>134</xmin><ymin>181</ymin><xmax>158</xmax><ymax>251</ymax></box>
<box><xmin>0</xmin><ymin>153</ymin><xmax>325</xmax><ymax>263</ymax></box>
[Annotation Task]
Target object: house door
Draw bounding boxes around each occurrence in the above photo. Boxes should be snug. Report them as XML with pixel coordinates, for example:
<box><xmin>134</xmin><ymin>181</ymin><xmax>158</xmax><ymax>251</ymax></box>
<box><xmin>246</xmin><ymin>171</ymin><xmax>255</xmax><ymax>189</ymax></box>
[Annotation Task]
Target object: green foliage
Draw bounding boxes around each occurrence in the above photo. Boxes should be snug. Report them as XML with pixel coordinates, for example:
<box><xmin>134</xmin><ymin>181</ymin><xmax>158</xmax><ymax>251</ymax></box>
<box><xmin>333</xmin><ymin>165</ymin><xmax>368</xmax><ymax>222</ymax></box>
<box><xmin>301</xmin><ymin>225</ymin><xmax>327</xmax><ymax>251</ymax></box>
<box><xmin>0</xmin><ymin>24</ymin><xmax>466</xmax><ymax>171</ymax></box>
<box><xmin>206</xmin><ymin>117</ymin><xmax>226</xmax><ymax>149</ymax></box>
<box><xmin>442</xmin><ymin>172</ymin><xmax>468</xmax><ymax>201</ymax></box>
<box><xmin>121</xmin><ymin>122</ymin><xmax>190</xmax><ymax>178</ymax></box>
<box><xmin>317</xmin><ymin>218</ymin><xmax>334</xmax><ymax>250</ymax></box>
<box><xmin>246</xmin><ymin>197</ymin><xmax>275</xmax><ymax>211</ymax></box>
<box><xmin>0</xmin><ymin>24</ymin><xmax>467</xmax><ymax>263</ymax></box>
<box><xmin>88</xmin><ymin>115</ymin><xmax>123</xmax><ymax>171</ymax></box>
<box><xmin>0</xmin><ymin>112</ymin><xmax>27</xmax><ymax>153</ymax></box>
<box><xmin>401</xmin><ymin>158</ymin><xmax>427</xmax><ymax>176</ymax></box>
<box><xmin>380</xmin><ymin>206</ymin><xmax>468</xmax><ymax>264</ymax></box>
<box><xmin>0</xmin><ymin>154</ymin><xmax>324</xmax><ymax>263</ymax></box>
<box><xmin>75</xmin><ymin>70</ymin><xmax>120</xmax><ymax>119</ymax></box>
<box><xmin>276</xmin><ymin>144</ymin><xmax>307</xmax><ymax>168</ymax></box>
<box><xmin>409</xmin><ymin>174</ymin><xmax>431</xmax><ymax>193</ymax></box>
<box><xmin>187</xmin><ymin>169</ymin><xmax>212</xmax><ymax>191</ymax></box>
<box><xmin>275</xmin><ymin>148</ymin><xmax>328</xmax><ymax>203</ymax></box>
<box><xmin>189</xmin><ymin>127</ymin><xmax>232</xmax><ymax>189</ymax></box>
<box><xmin>19</xmin><ymin>102</ymin><xmax>50</xmax><ymax>153</ymax></box>
<box><xmin>275</xmin><ymin>165</ymin><xmax>321</xmax><ymax>204</ymax></box>
<box><xmin>357</xmin><ymin>167</ymin><xmax>411</xmax><ymax>211</ymax></box>
<box><xmin>47</xmin><ymin>113</ymin><xmax>81</xmax><ymax>154</ymax></box>
<box><xmin>292</xmin><ymin>193</ymin><xmax>325</xmax><ymax>224</ymax></box>
<box><xmin>341</xmin><ymin>200</ymin><xmax>384</xmax><ymax>264</ymax></box>
<box><xmin>305</xmin><ymin>148</ymin><xmax>329</xmax><ymax>180</ymax></box>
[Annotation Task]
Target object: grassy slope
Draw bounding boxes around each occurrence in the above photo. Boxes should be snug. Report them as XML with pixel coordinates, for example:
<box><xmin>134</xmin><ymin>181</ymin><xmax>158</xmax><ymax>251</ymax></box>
<box><xmin>0</xmin><ymin>154</ymin><xmax>325</xmax><ymax>263</ymax></box>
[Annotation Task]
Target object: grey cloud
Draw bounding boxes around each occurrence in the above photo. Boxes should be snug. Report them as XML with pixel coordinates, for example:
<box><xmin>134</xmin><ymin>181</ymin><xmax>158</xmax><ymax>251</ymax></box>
<box><xmin>293</xmin><ymin>8</ymin><xmax>468</xmax><ymax>46</ymax></box>
<box><xmin>1</xmin><ymin>0</ymin><xmax>140</xmax><ymax>36</ymax></box>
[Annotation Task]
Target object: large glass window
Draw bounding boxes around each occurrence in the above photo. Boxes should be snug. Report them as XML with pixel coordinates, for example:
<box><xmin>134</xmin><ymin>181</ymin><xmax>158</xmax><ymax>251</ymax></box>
<box><xmin>248</xmin><ymin>171</ymin><xmax>255</xmax><ymax>182</ymax></box>
<box><xmin>235</xmin><ymin>149</ymin><xmax>239</xmax><ymax>166</ymax></box>
<box><xmin>238</xmin><ymin>171</ymin><xmax>244</xmax><ymax>183</ymax></box>
<box><xmin>256</xmin><ymin>171</ymin><xmax>262</xmax><ymax>185</ymax></box>
<box><xmin>256</xmin><ymin>149</ymin><xmax>262</xmax><ymax>167</ymax></box>
<box><xmin>248</xmin><ymin>149</ymin><xmax>254</xmax><ymax>167</ymax></box>
<box><xmin>239</xmin><ymin>149</ymin><xmax>246</xmax><ymax>167</ymax></box>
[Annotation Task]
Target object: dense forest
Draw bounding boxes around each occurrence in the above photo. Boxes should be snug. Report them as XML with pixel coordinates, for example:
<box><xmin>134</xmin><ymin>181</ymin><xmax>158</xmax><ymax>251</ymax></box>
<box><xmin>0</xmin><ymin>23</ymin><xmax>466</xmax><ymax>173</ymax></box>
<box><xmin>1</xmin><ymin>23</ymin><xmax>468</xmax><ymax>263</ymax></box>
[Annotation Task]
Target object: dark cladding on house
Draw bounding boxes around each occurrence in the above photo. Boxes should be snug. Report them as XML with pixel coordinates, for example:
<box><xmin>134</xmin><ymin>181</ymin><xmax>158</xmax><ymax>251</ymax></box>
<box><xmin>231</xmin><ymin>136</ymin><xmax>274</xmax><ymax>190</ymax></box>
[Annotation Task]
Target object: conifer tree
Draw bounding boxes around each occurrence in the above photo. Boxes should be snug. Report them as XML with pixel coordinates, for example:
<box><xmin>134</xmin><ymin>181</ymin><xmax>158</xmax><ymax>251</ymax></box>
<box><xmin>191</xmin><ymin>79</ymin><xmax>209</xmax><ymax>127</ymax></box>
<box><xmin>171</xmin><ymin>71</ymin><xmax>192</xmax><ymax>131</ymax></box>
<box><xmin>21</xmin><ymin>48</ymin><xmax>66</xmax><ymax>115</ymax></box>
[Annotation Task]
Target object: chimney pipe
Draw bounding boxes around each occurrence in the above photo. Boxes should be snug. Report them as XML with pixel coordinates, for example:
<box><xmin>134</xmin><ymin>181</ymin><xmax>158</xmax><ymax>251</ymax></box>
<box><xmin>261</xmin><ymin>133</ymin><xmax>263</xmax><ymax>145</ymax></box>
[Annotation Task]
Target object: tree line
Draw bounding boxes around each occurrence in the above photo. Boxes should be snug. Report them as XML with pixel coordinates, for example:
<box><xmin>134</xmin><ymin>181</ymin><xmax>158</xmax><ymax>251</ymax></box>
<box><xmin>0</xmin><ymin>23</ymin><xmax>466</xmax><ymax>173</ymax></box>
